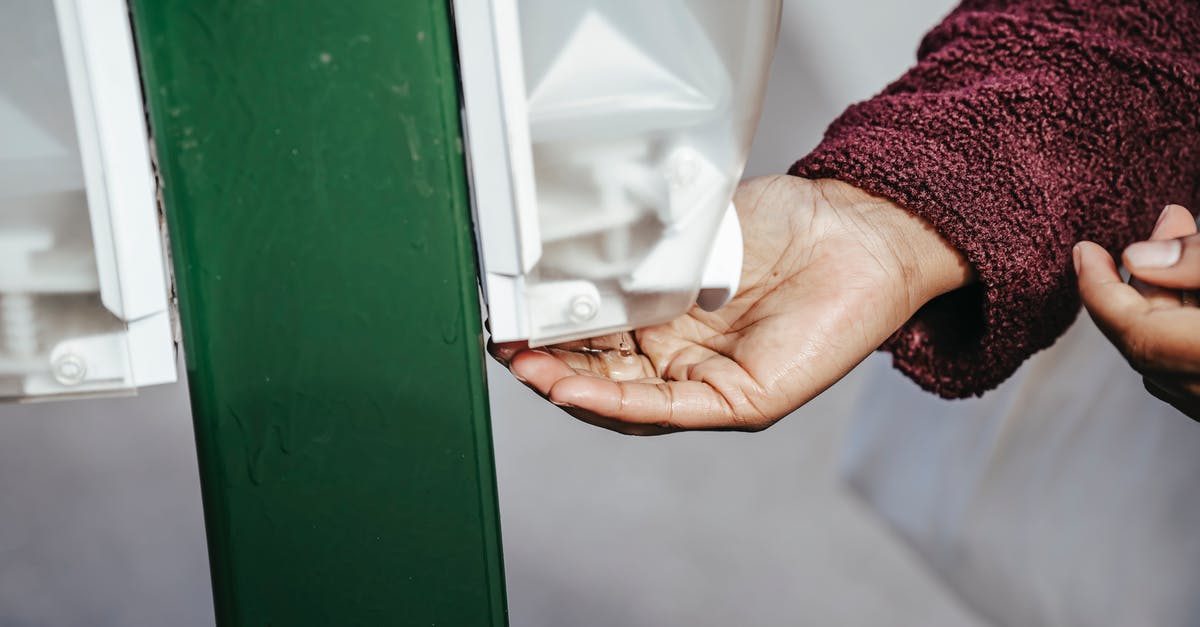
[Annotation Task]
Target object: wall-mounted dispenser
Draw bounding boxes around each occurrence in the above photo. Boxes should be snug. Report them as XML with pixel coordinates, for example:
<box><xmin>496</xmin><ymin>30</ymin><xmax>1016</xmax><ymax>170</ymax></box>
<box><xmin>0</xmin><ymin>0</ymin><xmax>175</xmax><ymax>401</ymax></box>
<box><xmin>454</xmin><ymin>0</ymin><xmax>782</xmax><ymax>346</ymax></box>
<box><xmin>2</xmin><ymin>0</ymin><xmax>782</xmax><ymax>400</ymax></box>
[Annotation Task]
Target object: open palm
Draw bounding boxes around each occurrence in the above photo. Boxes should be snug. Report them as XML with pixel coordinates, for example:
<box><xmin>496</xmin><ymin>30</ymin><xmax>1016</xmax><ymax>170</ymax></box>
<box><xmin>490</xmin><ymin>175</ymin><xmax>969</xmax><ymax>435</ymax></box>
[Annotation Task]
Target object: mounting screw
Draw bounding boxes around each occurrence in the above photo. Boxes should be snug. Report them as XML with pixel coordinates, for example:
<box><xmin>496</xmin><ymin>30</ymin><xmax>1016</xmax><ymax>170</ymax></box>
<box><xmin>52</xmin><ymin>353</ymin><xmax>87</xmax><ymax>386</ymax></box>
<box><xmin>567</xmin><ymin>295</ymin><xmax>599</xmax><ymax>323</ymax></box>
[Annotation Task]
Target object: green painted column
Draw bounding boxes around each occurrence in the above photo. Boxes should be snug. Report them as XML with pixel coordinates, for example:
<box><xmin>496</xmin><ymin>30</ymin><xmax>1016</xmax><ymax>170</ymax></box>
<box><xmin>128</xmin><ymin>2</ymin><xmax>507</xmax><ymax>625</ymax></box>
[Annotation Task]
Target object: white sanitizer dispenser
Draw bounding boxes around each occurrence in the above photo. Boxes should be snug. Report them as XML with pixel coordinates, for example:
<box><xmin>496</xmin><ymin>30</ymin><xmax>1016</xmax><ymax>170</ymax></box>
<box><xmin>0</xmin><ymin>0</ymin><xmax>175</xmax><ymax>401</ymax></box>
<box><xmin>455</xmin><ymin>0</ymin><xmax>782</xmax><ymax>346</ymax></box>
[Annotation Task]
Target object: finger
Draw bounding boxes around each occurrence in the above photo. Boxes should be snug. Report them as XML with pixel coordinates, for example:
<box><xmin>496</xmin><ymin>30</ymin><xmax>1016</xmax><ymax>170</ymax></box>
<box><xmin>1144</xmin><ymin>377</ymin><xmax>1200</xmax><ymax>422</ymax></box>
<box><xmin>559</xmin><ymin>409</ymin><xmax>680</xmax><ymax>437</ymax></box>
<box><xmin>505</xmin><ymin>349</ymin><xmax>675</xmax><ymax>435</ymax></box>
<box><xmin>488</xmin><ymin>341</ymin><xmax>529</xmax><ymax>366</ymax></box>
<box><xmin>1145</xmin><ymin>375</ymin><xmax>1200</xmax><ymax>402</ymax></box>
<box><xmin>1127</xmin><ymin>308</ymin><xmax>1200</xmax><ymax>374</ymax></box>
<box><xmin>1151</xmin><ymin>205</ymin><xmax>1199</xmax><ymax>240</ymax></box>
<box><xmin>1145</xmin><ymin>377</ymin><xmax>1176</xmax><ymax>404</ymax></box>
<box><xmin>1082</xmin><ymin>286</ymin><xmax>1200</xmax><ymax>375</ymax></box>
<box><xmin>1124</xmin><ymin>232</ymin><xmax>1200</xmax><ymax>291</ymax></box>
<box><xmin>549</xmin><ymin>332</ymin><xmax>637</xmax><ymax>354</ymax></box>
<box><xmin>1133</xmin><ymin>205</ymin><xmax>1198</xmax><ymax>304</ymax></box>
<box><xmin>1077</xmin><ymin>242</ymin><xmax>1152</xmax><ymax>346</ymax></box>
<box><xmin>1129</xmin><ymin>275</ymin><xmax>1180</xmax><ymax>306</ymax></box>
<box><xmin>1078</xmin><ymin>242</ymin><xmax>1200</xmax><ymax>373</ymax></box>
<box><xmin>511</xmin><ymin>348</ymin><xmax>770</xmax><ymax>432</ymax></box>
<box><xmin>547</xmin><ymin>347</ymin><xmax>656</xmax><ymax>382</ymax></box>
<box><xmin>494</xmin><ymin>332</ymin><xmax>637</xmax><ymax>368</ymax></box>
<box><xmin>1074</xmin><ymin>241</ymin><xmax>1191</xmax><ymax>370</ymax></box>
<box><xmin>508</xmin><ymin>348</ymin><xmax>658</xmax><ymax>387</ymax></box>
<box><xmin>510</xmin><ymin>349</ymin><xmax>579</xmax><ymax>391</ymax></box>
<box><xmin>546</xmin><ymin>375</ymin><xmax>771</xmax><ymax>432</ymax></box>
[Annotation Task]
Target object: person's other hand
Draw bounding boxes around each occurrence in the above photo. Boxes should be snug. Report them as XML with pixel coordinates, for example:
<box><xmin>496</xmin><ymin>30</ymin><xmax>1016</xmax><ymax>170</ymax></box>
<box><xmin>490</xmin><ymin>176</ymin><xmax>973</xmax><ymax>435</ymax></box>
<box><xmin>1076</xmin><ymin>205</ymin><xmax>1200</xmax><ymax>421</ymax></box>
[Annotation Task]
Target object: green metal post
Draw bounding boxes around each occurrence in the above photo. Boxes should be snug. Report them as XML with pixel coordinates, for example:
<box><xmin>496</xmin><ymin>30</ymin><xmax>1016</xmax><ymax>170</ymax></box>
<box><xmin>128</xmin><ymin>2</ymin><xmax>507</xmax><ymax>624</ymax></box>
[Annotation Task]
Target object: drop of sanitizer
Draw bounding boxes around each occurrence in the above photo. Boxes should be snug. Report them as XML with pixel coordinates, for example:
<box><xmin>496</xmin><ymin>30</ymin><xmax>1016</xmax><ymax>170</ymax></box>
<box><xmin>597</xmin><ymin>336</ymin><xmax>644</xmax><ymax>381</ymax></box>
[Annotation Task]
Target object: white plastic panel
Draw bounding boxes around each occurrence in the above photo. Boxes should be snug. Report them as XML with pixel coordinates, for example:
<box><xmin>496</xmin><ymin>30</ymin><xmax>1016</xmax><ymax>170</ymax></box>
<box><xmin>456</xmin><ymin>0</ymin><xmax>780</xmax><ymax>346</ymax></box>
<box><xmin>0</xmin><ymin>0</ymin><xmax>176</xmax><ymax>401</ymax></box>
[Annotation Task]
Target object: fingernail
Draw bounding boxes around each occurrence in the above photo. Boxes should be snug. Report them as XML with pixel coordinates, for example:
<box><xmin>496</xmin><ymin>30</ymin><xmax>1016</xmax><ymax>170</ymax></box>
<box><xmin>1124</xmin><ymin>240</ymin><xmax>1182</xmax><ymax>269</ymax></box>
<box><xmin>1154</xmin><ymin>206</ymin><xmax>1171</xmax><ymax>231</ymax></box>
<box><xmin>1072</xmin><ymin>244</ymin><xmax>1083</xmax><ymax>274</ymax></box>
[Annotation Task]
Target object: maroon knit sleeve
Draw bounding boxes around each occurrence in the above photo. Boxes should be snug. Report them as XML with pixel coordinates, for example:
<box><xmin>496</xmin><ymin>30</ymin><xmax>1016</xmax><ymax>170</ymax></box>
<box><xmin>791</xmin><ymin>0</ymin><xmax>1200</xmax><ymax>398</ymax></box>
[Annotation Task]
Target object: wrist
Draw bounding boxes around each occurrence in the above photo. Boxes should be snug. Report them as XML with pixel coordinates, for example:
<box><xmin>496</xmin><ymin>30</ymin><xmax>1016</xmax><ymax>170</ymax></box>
<box><xmin>879</xmin><ymin>198</ymin><xmax>976</xmax><ymax>307</ymax></box>
<box><xmin>810</xmin><ymin>179</ymin><xmax>975</xmax><ymax>312</ymax></box>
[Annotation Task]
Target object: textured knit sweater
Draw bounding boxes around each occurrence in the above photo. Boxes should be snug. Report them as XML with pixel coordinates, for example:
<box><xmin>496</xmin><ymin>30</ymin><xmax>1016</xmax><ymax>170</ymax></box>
<box><xmin>792</xmin><ymin>0</ymin><xmax>1200</xmax><ymax>399</ymax></box>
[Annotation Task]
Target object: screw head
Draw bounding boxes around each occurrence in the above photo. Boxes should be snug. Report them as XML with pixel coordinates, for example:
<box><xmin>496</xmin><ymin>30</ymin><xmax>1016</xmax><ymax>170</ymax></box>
<box><xmin>568</xmin><ymin>295</ymin><xmax>599</xmax><ymax>323</ymax></box>
<box><xmin>52</xmin><ymin>354</ymin><xmax>87</xmax><ymax>386</ymax></box>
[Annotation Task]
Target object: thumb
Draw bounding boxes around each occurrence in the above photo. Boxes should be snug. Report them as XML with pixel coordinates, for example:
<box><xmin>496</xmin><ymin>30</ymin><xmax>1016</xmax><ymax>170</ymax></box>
<box><xmin>1076</xmin><ymin>241</ymin><xmax>1152</xmax><ymax>351</ymax></box>
<box><xmin>1123</xmin><ymin>232</ymin><xmax>1200</xmax><ymax>291</ymax></box>
<box><xmin>1077</xmin><ymin>241</ymin><xmax>1148</xmax><ymax>324</ymax></box>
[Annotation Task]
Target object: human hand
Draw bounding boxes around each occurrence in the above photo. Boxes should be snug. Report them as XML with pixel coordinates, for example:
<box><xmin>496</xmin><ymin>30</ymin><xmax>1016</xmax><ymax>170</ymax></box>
<box><xmin>1075</xmin><ymin>205</ymin><xmax>1200</xmax><ymax>421</ymax></box>
<box><xmin>490</xmin><ymin>175</ymin><xmax>973</xmax><ymax>435</ymax></box>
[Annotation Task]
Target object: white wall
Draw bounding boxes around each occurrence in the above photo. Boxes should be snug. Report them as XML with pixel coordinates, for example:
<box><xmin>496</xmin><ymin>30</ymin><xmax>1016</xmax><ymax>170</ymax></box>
<box><xmin>494</xmin><ymin>2</ymin><xmax>979</xmax><ymax>625</ymax></box>
<box><xmin>0</xmin><ymin>1</ymin><xmax>980</xmax><ymax>625</ymax></box>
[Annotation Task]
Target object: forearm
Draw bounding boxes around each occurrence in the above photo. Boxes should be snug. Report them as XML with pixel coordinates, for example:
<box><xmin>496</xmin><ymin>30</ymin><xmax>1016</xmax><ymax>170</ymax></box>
<box><xmin>793</xmin><ymin>0</ymin><xmax>1200</xmax><ymax>397</ymax></box>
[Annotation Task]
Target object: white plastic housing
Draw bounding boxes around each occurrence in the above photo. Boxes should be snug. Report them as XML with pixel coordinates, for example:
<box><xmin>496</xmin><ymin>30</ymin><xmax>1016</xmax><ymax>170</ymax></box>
<box><xmin>456</xmin><ymin>0</ymin><xmax>781</xmax><ymax>346</ymax></box>
<box><xmin>0</xmin><ymin>0</ymin><xmax>175</xmax><ymax>401</ymax></box>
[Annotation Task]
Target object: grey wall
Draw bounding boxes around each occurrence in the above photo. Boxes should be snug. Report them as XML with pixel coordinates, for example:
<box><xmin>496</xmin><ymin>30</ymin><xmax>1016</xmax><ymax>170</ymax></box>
<box><xmin>0</xmin><ymin>1</ymin><xmax>985</xmax><ymax>625</ymax></box>
<box><xmin>0</xmin><ymin>381</ymin><xmax>213</xmax><ymax>627</ymax></box>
